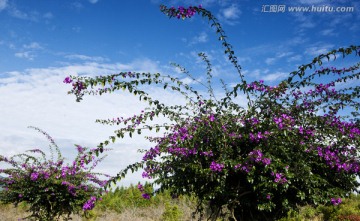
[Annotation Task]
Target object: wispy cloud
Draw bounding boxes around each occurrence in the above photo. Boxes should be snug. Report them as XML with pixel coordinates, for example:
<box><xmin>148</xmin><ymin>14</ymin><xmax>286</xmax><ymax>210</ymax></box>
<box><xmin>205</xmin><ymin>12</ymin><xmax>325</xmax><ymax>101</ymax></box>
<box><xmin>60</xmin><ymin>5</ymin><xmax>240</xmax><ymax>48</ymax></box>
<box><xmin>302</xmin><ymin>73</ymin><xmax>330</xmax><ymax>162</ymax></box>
<box><xmin>297</xmin><ymin>0</ymin><xmax>327</xmax><ymax>4</ymax></box>
<box><xmin>287</xmin><ymin>55</ymin><xmax>302</xmax><ymax>63</ymax></box>
<box><xmin>14</xmin><ymin>51</ymin><xmax>35</xmax><ymax>60</ymax></box>
<box><xmin>0</xmin><ymin>0</ymin><xmax>8</xmax><ymax>11</ymax></box>
<box><xmin>88</xmin><ymin>0</ymin><xmax>99</xmax><ymax>4</ymax></box>
<box><xmin>0</xmin><ymin>59</ymin><xmax>185</xmax><ymax>185</ymax></box>
<box><xmin>304</xmin><ymin>43</ymin><xmax>334</xmax><ymax>56</ymax></box>
<box><xmin>43</xmin><ymin>12</ymin><xmax>54</xmax><ymax>19</ymax></box>
<box><xmin>72</xmin><ymin>26</ymin><xmax>81</xmax><ymax>33</ymax></box>
<box><xmin>320</xmin><ymin>28</ymin><xmax>337</xmax><ymax>37</ymax></box>
<box><xmin>265</xmin><ymin>58</ymin><xmax>276</xmax><ymax>65</ymax></box>
<box><xmin>13</xmin><ymin>42</ymin><xmax>43</xmax><ymax>61</ymax></box>
<box><xmin>243</xmin><ymin>69</ymin><xmax>287</xmax><ymax>82</ymax></box>
<box><xmin>23</xmin><ymin>42</ymin><xmax>43</xmax><ymax>50</ymax></box>
<box><xmin>189</xmin><ymin>32</ymin><xmax>208</xmax><ymax>45</ymax></box>
<box><xmin>244</xmin><ymin>69</ymin><xmax>270</xmax><ymax>78</ymax></box>
<box><xmin>218</xmin><ymin>4</ymin><xmax>241</xmax><ymax>25</ymax></box>
<box><xmin>292</xmin><ymin>13</ymin><xmax>316</xmax><ymax>29</ymax></box>
<box><xmin>7</xmin><ymin>5</ymin><xmax>39</xmax><ymax>21</ymax></box>
<box><xmin>65</xmin><ymin>54</ymin><xmax>107</xmax><ymax>62</ymax></box>
<box><xmin>71</xmin><ymin>2</ymin><xmax>83</xmax><ymax>10</ymax></box>
<box><xmin>265</xmin><ymin>52</ymin><xmax>294</xmax><ymax>65</ymax></box>
<box><xmin>262</xmin><ymin>72</ymin><xmax>288</xmax><ymax>82</ymax></box>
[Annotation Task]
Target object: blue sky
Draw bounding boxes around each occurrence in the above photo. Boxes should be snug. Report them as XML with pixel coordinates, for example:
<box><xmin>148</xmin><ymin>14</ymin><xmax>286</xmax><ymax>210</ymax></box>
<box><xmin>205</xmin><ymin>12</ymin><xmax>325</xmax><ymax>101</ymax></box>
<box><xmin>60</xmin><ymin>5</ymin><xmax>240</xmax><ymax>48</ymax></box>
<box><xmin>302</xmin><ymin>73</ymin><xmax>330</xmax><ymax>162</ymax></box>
<box><xmin>0</xmin><ymin>0</ymin><xmax>359</xmax><ymax>185</ymax></box>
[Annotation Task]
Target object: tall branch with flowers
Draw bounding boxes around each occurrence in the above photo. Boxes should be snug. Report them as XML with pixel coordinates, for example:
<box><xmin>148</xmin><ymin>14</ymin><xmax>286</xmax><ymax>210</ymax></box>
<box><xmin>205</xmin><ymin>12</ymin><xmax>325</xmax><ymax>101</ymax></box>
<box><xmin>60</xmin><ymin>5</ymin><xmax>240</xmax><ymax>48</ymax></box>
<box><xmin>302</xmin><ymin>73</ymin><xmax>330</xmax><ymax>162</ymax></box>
<box><xmin>64</xmin><ymin>5</ymin><xmax>360</xmax><ymax>221</ymax></box>
<box><xmin>0</xmin><ymin>127</ymin><xmax>109</xmax><ymax>221</ymax></box>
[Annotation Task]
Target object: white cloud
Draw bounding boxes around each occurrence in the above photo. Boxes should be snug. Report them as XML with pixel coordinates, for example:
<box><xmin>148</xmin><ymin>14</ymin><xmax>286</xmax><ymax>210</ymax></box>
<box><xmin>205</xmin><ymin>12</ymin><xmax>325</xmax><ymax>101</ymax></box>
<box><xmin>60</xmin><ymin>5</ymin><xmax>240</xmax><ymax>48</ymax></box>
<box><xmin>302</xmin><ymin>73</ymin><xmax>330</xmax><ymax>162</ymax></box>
<box><xmin>287</xmin><ymin>55</ymin><xmax>302</xmax><ymax>62</ymax></box>
<box><xmin>72</xmin><ymin>26</ymin><xmax>82</xmax><ymax>33</ymax></box>
<box><xmin>262</xmin><ymin>72</ymin><xmax>288</xmax><ymax>82</ymax></box>
<box><xmin>218</xmin><ymin>4</ymin><xmax>241</xmax><ymax>25</ymax></box>
<box><xmin>43</xmin><ymin>12</ymin><xmax>54</xmax><ymax>19</ymax></box>
<box><xmin>221</xmin><ymin>4</ymin><xmax>241</xmax><ymax>20</ymax></box>
<box><xmin>8</xmin><ymin>6</ymin><xmax>38</xmax><ymax>21</ymax></box>
<box><xmin>65</xmin><ymin>54</ymin><xmax>106</xmax><ymax>62</ymax></box>
<box><xmin>14</xmin><ymin>51</ymin><xmax>35</xmax><ymax>60</ymax></box>
<box><xmin>24</xmin><ymin>42</ymin><xmax>42</xmax><ymax>49</ymax></box>
<box><xmin>189</xmin><ymin>32</ymin><xmax>208</xmax><ymax>45</ymax></box>
<box><xmin>305</xmin><ymin>44</ymin><xmax>334</xmax><ymax>56</ymax></box>
<box><xmin>265</xmin><ymin>58</ymin><xmax>276</xmax><ymax>65</ymax></box>
<box><xmin>89</xmin><ymin>0</ymin><xmax>99</xmax><ymax>3</ymax></box>
<box><xmin>245</xmin><ymin>69</ymin><xmax>270</xmax><ymax>78</ymax></box>
<box><xmin>71</xmin><ymin>2</ymin><xmax>83</xmax><ymax>10</ymax></box>
<box><xmin>293</xmin><ymin>13</ymin><xmax>316</xmax><ymax>29</ymax></box>
<box><xmin>0</xmin><ymin>0</ymin><xmax>7</xmax><ymax>11</ymax></box>
<box><xmin>0</xmin><ymin>60</ymin><xmax>188</xmax><ymax>186</ymax></box>
<box><xmin>265</xmin><ymin>52</ymin><xmax>293</xmax><ymax>65</ymax></box>
<box><xmin>320</xmin><ymin>29</ymin><xmax>337</xmax><ymax>37</ymax></box>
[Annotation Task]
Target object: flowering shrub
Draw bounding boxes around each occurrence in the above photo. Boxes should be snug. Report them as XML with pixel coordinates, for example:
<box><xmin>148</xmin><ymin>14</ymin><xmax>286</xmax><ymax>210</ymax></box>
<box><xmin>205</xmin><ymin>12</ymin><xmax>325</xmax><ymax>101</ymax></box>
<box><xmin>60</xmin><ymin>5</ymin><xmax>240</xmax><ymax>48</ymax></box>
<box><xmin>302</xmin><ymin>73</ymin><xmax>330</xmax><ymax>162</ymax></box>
<box><xmin>0</xmin><ymin>127</ymin><xmax>109</xmax><ymax>221</ymax></box>
<box><xmin>64</xmin><ymin>4</ymin><xmax>360</xmax><ymax>221</ymax></box>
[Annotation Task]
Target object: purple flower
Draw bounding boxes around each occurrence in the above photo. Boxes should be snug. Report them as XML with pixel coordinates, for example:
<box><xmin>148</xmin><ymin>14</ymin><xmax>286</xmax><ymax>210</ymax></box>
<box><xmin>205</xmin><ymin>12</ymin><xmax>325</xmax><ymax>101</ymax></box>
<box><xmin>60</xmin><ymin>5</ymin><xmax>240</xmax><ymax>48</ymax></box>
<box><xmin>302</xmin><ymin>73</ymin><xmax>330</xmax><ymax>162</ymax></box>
<box><xmin>30</xmin><ymin>172</ymin><xmax>39</xmax><ymax>181</ymax></box>
<box><xmin>142</xmin><ymin>193</ymin><xmax>151</xmax><ymax>200</ymax></box>
<box><xmin>142</xmin><ymin>171</ymin><xmax>151</xmax><ymax>179</ymax></box>
<box><xmin>137</xmin><ymin>184</ymin><xmax>144</xmax><ymax>191</ymax></box>
<box><xmin>331</xmin><ymin>197</ymin><xmax>342</xmax><ymax>206</ymax></box>
<box><xmin>262</xmin><ymin>158</ymin><xmax>271</xmax><ymax>165</ymax></box>
<box><xmin>266</xmin><ymin>194</ymin><xmax>271</xmax><ymax>200</ymax></box>
<box><xmin>210</xmin><ymin>161</ymin><xmax>224</xmax><ymax>172</ymax></box>
<box><xmin>76</xmin><ymin>145</ymin><xmax>85</xmax><ymax>153</ymax></box>
<box><xmin>83</xmin><ymin>196</ymin><xmax>97</xmax><ymax>211</ymax></box>
<box><xmin>63</xmin><ymin>76</ymin><xmax>73</xmax><ymax>84</ymax></box>
<box><xmin>273</xmin><ymin>172</ymin><xmax>287</xmax><ymax>184</ymax></box>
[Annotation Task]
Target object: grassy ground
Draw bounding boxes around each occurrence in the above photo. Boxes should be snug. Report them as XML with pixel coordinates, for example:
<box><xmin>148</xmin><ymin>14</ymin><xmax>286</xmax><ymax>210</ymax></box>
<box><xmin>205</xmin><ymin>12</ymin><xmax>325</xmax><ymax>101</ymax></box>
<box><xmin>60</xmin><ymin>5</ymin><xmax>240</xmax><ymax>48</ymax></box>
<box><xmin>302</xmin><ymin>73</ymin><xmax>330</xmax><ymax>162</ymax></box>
<box><xmin>0</xmin><ymin>203</ymin><xmax>195</xmax><ymax>221</ymax></box>
<box><xmin>2</xmin><ymin>186</ymin><xmax>360</xmax><ymax>221</ymax></box>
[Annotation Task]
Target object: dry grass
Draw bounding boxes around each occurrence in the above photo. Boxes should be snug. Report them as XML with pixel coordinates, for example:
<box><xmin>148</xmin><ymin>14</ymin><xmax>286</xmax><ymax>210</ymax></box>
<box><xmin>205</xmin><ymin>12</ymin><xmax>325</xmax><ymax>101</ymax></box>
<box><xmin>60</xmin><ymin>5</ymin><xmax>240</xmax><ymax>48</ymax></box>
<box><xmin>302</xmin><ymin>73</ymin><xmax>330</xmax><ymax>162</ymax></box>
<box><xmin>0</xmin><ymin>202</ymin><xmax>197</xmax><ymax>221</ymax></box>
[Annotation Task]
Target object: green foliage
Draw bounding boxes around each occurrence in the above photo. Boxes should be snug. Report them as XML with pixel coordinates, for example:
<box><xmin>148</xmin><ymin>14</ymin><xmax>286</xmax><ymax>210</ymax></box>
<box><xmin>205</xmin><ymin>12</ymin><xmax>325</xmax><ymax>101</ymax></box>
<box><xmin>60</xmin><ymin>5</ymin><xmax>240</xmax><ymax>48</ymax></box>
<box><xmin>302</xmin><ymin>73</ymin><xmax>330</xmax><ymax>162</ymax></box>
<box><xmin>65</xmin><ymin>4</ymin><xmax>360</xmax><ymax>221</ymax></box>
<box><xmin>278</xmin><ymin>194</ymin><xmax>360</xmax><ymax>221</ymax></box>
<box><xmin>96</xmin><ymin>183</ymin><xmax>154</xmax><ymax>213</ymax></box>
<box><xmin>161</xmin><ymin>202</ymin><xmax>182</xmax><ymax>221</ymax></box>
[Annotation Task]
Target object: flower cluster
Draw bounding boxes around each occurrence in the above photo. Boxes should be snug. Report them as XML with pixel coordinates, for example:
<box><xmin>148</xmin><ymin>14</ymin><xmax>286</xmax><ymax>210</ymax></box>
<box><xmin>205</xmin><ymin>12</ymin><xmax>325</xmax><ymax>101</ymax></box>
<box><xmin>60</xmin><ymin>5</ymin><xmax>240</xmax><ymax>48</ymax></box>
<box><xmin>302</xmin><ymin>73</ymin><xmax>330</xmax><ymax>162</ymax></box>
<box><xmin>160</xmin><ymin>5</ymin><xmax>202</xmax><ymax>19</ymax></box>
<box><xmin>82</xmin><ymin>196</ymin><xmax>97</xmax><ymax>211</ymax></box>
<box><xmin>272</xmin><ymin>172</ymin><xmax>288</xmax><ymax>184</ymax></box>
<box><xmin>317</xmin><ymin>145</ymin><xmax>360</xmax><ymax>173</ymax></box>
<box><xmin>0</xmin><ymin>127</ymin><xmax>109</xmax><ymax>220</ymax></box>
<box><xmin>330</xmin><ymin>197</ymin><xmax>342</xmax><ymax>206</ymax></box>
<box><xmin>137</xmin><ymin>183</ymin><xmax>151</xmax><ymax>200</ymax></box>
<box><xmin>235</xmin><ymin>150</ymin><xmax>271</xmax><ymax>174</ymax></box>
<box><xmin>273</xmin><ymin>113</ymin><xmax>295</xmax><ymax>130</ymax></box>
<box><xmin>210</xmin><ymin>161</ymin><xmax>225</xmax><ymax>172</ymax></box>
<box><xmin>246</xmin><ymin>80</ymin><xmax>287</xmax><ymax>97</ymax></box>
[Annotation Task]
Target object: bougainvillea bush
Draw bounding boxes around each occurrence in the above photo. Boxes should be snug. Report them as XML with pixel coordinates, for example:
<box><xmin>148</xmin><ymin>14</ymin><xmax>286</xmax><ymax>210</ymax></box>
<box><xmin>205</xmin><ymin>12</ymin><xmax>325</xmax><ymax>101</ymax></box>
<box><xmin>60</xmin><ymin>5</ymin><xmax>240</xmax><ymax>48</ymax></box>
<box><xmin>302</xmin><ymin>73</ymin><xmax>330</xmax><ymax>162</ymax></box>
<box><xmin>0</xmin><ymin>127</ymin><xmax>109</xmax><ymax>221</ymax></box>
<box><xmin>64</xmin><ymin>5</ymin><xmax>360</xmax><ymax>221</ymax></box>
